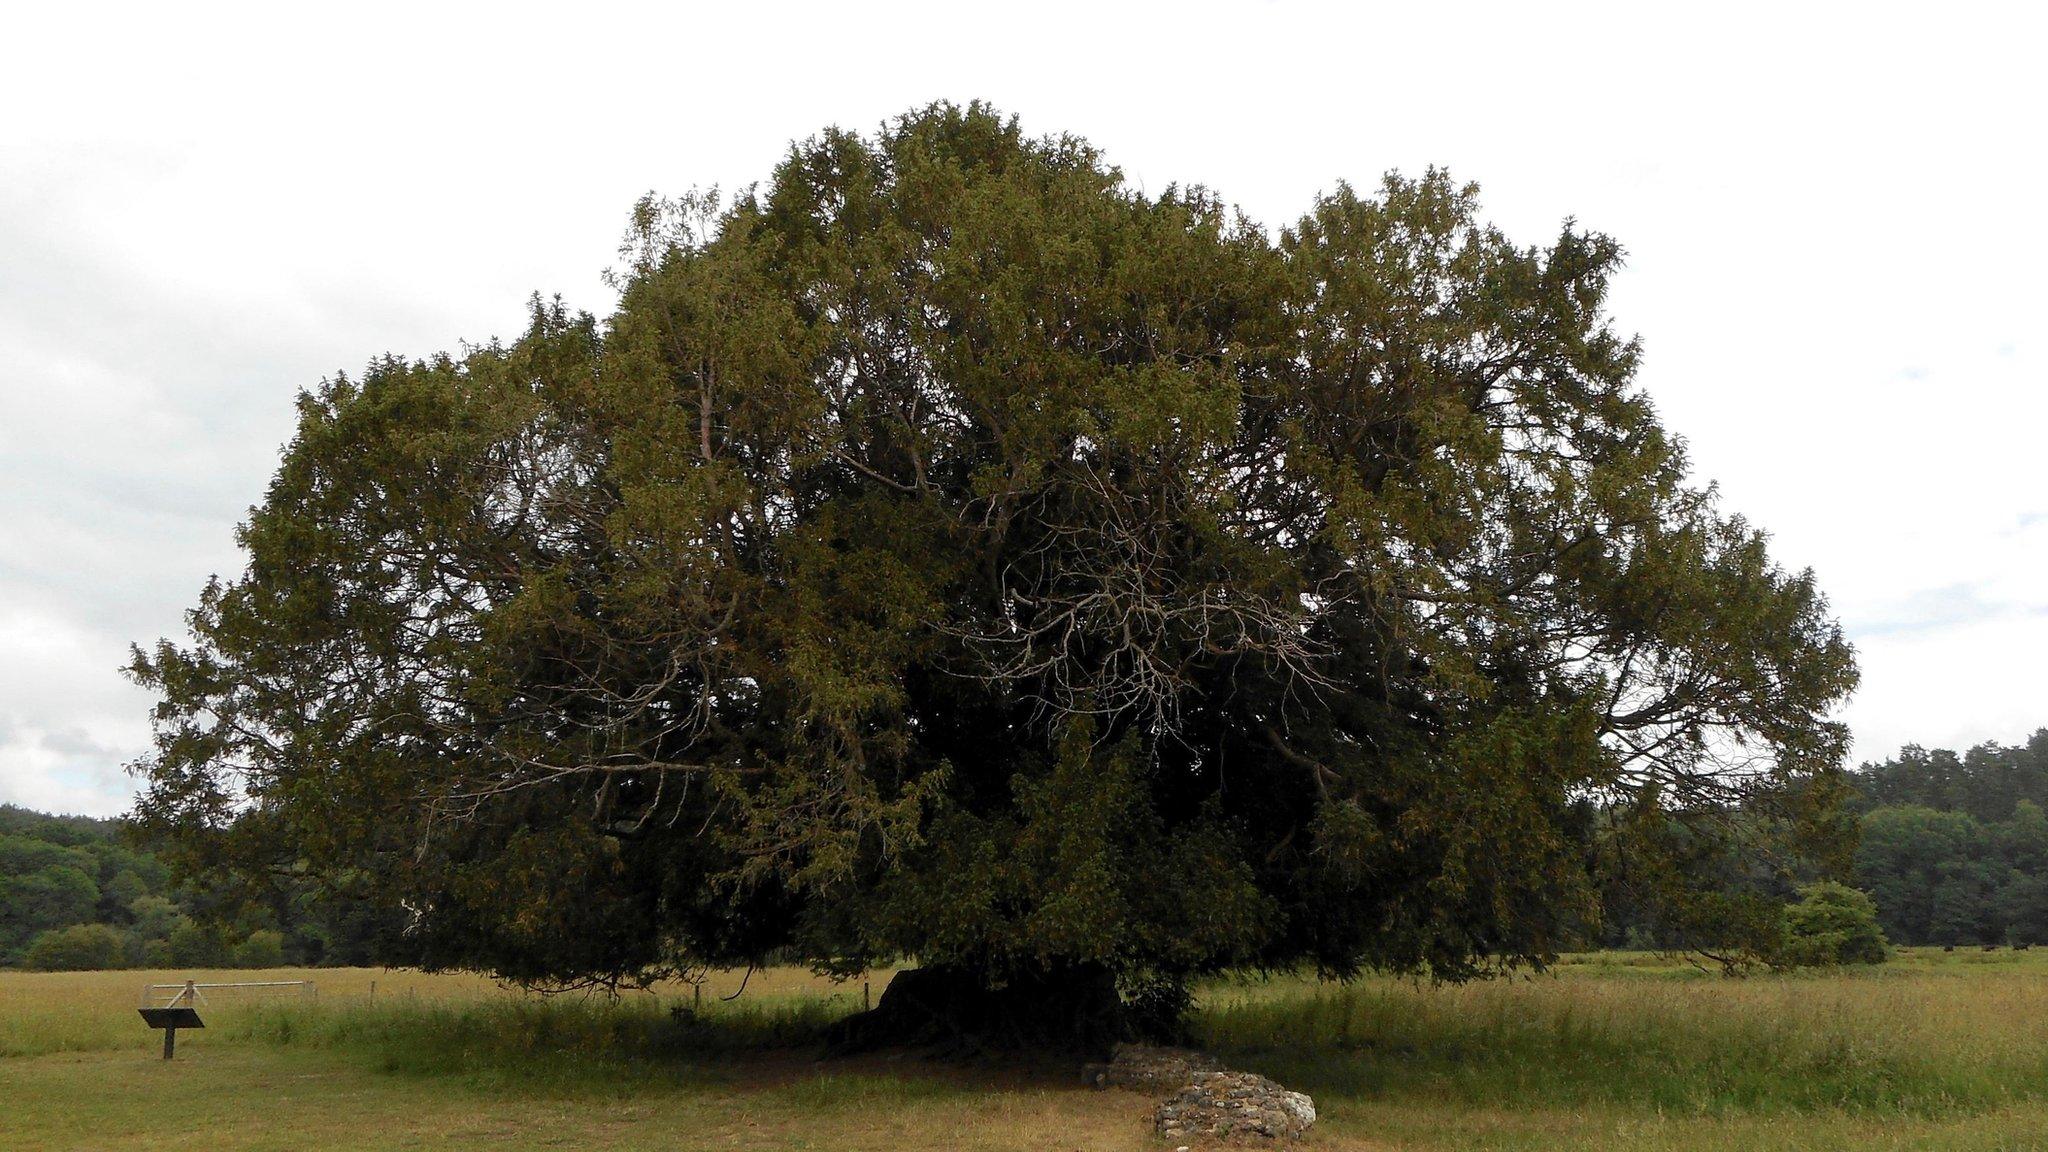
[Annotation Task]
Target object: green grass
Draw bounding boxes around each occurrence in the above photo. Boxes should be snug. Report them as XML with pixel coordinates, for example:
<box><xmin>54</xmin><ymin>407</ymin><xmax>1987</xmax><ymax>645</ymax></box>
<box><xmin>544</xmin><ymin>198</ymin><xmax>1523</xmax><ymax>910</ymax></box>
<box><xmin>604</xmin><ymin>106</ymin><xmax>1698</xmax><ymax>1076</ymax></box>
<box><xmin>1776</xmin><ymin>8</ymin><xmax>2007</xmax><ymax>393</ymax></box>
<box><xmin>10</xmin><ymin>951</ymin><xmax>2048</xmax><ymax>1149</ymax></box>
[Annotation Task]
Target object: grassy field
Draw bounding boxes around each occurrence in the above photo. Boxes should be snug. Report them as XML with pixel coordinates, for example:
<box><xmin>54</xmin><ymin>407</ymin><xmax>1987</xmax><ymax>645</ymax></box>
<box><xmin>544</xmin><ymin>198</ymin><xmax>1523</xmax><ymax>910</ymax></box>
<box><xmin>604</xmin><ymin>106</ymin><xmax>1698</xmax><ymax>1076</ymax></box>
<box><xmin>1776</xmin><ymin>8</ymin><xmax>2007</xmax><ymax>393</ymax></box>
<box><xmin>6</xmin><ymin>950</ymin><xmax>2048</xmax><ymax>1150</ymax></box>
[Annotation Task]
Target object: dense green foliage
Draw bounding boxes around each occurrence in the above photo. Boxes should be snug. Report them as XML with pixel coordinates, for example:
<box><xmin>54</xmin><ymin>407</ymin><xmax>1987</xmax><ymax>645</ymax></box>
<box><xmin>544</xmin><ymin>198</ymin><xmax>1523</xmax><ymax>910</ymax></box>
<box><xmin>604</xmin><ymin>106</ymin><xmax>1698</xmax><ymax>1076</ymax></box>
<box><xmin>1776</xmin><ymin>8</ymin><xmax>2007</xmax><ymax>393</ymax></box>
<box><xmin>127</xmin><ymin>103</ymin><xmax>1855</xmax><ymax>1018</ymax></box>
<box><xmin>1777</xmin><ymin>881</ymin><xmax>1888</xmax><ymax>967</ymax></box>
<box><xmin>0</xmin><ymin>804</ymin><xmax>394</xmax><ymax>969</ymax></box>
<box><xmin>1847</xmin><ymin>733</ymin><xmax>2048</xmax><ymax>945</ymax></box>
<box><xmin>0</xmin><ymin>804</ymin><xmax>178</xmax><ymax>968</ymax></box>
<box><xmin>1583</xmin><ymin>793</ymin><xmax>1835</xmax><ymax>960</ymax></box>
<box><xmin>20</xmin><ymin>923</ymin><xmax>128</xmax><ymax>971</ymax></box>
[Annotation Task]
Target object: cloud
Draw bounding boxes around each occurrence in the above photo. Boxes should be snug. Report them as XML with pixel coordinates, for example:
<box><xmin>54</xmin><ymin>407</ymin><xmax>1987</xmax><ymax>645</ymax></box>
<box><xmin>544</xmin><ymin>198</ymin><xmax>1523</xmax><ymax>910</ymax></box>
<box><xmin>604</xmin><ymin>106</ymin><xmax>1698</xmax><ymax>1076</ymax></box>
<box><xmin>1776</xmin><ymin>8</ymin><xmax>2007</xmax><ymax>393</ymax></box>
<box><xmin>1848</xmin><ymin>584</ymin><xmax>2048</xmax><ymax>640</ymax></box>
<box><xmin>0</xmin><ymin>607</ymin><xmax>152</xmax><ymax>816</ymax></box>
<box><xmin>0</xmin><ymin>716</ymin><xmax>142</xmax><ymax>819</ymax></box>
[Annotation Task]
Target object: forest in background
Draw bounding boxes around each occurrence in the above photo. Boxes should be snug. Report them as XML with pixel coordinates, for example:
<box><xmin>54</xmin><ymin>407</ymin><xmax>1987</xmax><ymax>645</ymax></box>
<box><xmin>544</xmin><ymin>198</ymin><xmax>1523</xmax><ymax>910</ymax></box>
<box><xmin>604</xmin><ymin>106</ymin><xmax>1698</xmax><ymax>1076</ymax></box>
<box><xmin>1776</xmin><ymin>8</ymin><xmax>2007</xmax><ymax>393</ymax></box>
<box><xmin>0</xmin><ymin>804</ymin><xmax>400</xmax><ymax>970</ymax></box>
<box><xmin>1847</xmin><ymin>732</ymin><xmax>2048</xmax><ymax>946</ymax></box>
<box><xmin>6</xmin><ymin>732</ymin><xmax>2046</xmax><ymax>969</ymax></box>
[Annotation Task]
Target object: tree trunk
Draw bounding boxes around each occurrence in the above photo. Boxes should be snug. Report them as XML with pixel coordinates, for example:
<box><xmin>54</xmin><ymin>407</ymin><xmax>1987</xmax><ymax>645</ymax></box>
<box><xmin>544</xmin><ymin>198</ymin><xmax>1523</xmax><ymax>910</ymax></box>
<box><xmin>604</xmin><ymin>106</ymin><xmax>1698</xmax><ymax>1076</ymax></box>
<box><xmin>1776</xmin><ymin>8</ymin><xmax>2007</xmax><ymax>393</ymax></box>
<box><xmin>823</xmin><ymin>963</ymin><xmax>1140</xmax><ymax>1057</ymax></box>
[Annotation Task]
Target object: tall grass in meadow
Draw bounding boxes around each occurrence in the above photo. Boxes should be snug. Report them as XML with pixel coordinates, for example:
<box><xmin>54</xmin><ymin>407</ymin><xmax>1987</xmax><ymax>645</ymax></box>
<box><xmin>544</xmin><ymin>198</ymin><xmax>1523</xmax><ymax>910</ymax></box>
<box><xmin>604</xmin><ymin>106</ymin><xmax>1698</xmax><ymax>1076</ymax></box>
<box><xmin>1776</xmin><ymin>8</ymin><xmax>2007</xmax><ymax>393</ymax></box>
<box><xmin>0</xmin><ymin>966</ymin><xmax>508</xmax><ymax>1058</ymax></box>
<box><xmin>0</xmin><ymin>964</ymin><xmax>866</xmax><ymax>1062</ymax></box>
<box><xmin>1194</xmin><ymin>963</ymin><xmax>2048</xmax><ymax>1118</ymax></box>
<box><xmin>223</xmin><ymin>993</ymin><xmax>854</xmax><ymax>1094</ymax></box>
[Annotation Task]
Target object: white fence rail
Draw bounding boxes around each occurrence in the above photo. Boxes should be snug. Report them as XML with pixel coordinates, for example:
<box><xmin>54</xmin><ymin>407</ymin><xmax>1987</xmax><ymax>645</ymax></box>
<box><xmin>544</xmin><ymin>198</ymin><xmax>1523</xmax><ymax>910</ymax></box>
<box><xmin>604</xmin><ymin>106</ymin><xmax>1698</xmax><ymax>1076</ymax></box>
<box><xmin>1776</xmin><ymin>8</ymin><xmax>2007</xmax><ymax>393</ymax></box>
<box><xmin>141</xmin><ymin>979</ymin><xmax>318</xmax><ymax>1008</ymax></box>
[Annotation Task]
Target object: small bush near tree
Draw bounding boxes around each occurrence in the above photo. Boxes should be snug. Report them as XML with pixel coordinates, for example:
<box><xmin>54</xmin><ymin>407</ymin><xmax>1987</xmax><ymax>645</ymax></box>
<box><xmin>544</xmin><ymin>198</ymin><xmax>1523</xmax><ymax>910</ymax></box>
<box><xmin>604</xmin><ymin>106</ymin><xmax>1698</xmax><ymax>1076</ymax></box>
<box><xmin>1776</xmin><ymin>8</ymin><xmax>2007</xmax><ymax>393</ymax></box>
<box><xmin>233</xmin><ymin>929</ymin><xmax>286</xmax><ymax>968</ymax></box>
<box><xmin>24</xmin><ymin>923</ymin><xmax>127</xmax><ymax>971</ymax></box>
<box><xmin>165</xmin><ymin>921</ymin><xmax>229</xmax><ymax>967</ymax></box>
<box><xmin>1779</xmin><ymin>881</ymin><xmax>1889</xmax><ymax>967</ymax></box>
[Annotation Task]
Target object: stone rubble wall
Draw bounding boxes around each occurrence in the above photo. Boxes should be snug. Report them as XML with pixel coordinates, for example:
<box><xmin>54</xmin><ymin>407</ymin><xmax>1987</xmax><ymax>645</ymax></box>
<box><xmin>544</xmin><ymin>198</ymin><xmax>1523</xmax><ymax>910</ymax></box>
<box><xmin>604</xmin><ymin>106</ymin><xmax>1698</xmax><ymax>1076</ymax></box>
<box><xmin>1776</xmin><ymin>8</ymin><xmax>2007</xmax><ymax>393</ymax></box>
<box><xmin>1086</xmin><ymin>1043</ymin><xmax>1316</xmax><ymax>1143</ymax></box>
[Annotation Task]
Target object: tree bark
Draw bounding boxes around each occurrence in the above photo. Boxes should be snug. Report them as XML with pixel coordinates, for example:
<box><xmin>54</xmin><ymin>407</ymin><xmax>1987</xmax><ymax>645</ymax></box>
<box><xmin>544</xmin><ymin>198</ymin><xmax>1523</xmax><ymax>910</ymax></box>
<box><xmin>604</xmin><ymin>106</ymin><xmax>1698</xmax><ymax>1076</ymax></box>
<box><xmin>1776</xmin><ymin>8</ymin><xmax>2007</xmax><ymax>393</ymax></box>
<box><xmin>823</xmin><ymin>963</ymin><xmax>1139</xmax><ymax>1057</ymax></box>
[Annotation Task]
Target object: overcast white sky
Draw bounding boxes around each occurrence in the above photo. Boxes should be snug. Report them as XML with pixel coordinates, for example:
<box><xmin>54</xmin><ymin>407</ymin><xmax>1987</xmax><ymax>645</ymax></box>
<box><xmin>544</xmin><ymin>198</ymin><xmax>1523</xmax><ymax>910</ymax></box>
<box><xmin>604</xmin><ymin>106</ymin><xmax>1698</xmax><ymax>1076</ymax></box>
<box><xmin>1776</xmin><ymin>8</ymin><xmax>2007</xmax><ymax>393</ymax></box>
<box><xmin>2</xmin><ymin>1</ymin><xmax>2043</xmax><ymax>816</ymax></box>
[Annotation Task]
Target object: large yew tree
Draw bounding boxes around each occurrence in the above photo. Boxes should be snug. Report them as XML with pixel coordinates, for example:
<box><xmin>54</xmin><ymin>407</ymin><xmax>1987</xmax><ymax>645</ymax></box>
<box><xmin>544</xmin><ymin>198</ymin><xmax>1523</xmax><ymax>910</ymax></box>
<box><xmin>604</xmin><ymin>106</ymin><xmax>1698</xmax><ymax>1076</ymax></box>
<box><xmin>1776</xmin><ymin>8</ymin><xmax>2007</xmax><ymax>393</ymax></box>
<box><xmin>132</xmin><ymin>104</ymin><xmax>1855</xmax><ymax>1045</ymax></box>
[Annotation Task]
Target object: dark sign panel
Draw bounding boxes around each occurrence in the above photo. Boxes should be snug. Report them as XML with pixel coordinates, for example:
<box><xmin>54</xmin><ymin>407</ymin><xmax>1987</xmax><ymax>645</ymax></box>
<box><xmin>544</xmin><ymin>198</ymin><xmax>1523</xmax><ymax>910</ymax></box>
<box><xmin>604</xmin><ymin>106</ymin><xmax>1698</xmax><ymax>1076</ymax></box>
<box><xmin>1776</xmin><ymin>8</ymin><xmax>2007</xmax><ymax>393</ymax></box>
<box><xmin>138</xmin><ymin>1007</ymin><xmax>205</xmax><ymax>1029</ymax></box>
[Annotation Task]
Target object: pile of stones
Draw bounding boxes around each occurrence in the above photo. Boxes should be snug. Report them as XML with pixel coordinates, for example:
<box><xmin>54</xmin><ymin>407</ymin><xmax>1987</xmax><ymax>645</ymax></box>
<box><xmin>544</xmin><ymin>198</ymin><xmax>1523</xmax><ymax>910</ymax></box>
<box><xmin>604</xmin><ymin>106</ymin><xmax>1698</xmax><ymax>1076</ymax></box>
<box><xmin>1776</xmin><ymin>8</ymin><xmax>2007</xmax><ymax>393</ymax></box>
<box><xmin>1085</xmin><ymin>1043</ymin><xmax>1316</xmax><ymax>1143</ymax></box>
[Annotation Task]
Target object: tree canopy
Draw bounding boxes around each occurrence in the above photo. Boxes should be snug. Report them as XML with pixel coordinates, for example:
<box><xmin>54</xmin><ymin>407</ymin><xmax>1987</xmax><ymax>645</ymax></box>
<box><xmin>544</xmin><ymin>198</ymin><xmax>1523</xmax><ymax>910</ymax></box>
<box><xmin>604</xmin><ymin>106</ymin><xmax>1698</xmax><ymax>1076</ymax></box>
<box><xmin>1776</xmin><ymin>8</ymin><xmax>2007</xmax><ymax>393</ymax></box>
<box><xmin>130</xmin><ymin>103</ymin><xmax>1856</xmax><ymax>1036</ymax></box>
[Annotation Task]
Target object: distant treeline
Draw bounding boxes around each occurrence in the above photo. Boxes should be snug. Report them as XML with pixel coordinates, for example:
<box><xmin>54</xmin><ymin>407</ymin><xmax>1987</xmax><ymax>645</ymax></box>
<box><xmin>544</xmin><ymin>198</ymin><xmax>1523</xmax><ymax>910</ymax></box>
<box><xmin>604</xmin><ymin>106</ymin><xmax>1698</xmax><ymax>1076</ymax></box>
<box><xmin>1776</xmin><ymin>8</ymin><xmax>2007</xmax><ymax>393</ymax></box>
<box><xmin>0</xmin><ymin>805</ymin><xmax>400</xmax><ymax>970</ymax></box>
<box><xmin>1591</xmin><ymin>731</ymin><xmax>2048</xmax><ymax>953</ymax></box>
<box><xmin>1846</xmin><ymin>732</ymin><xmax>2048</xmax><ymax>946</ymax></box>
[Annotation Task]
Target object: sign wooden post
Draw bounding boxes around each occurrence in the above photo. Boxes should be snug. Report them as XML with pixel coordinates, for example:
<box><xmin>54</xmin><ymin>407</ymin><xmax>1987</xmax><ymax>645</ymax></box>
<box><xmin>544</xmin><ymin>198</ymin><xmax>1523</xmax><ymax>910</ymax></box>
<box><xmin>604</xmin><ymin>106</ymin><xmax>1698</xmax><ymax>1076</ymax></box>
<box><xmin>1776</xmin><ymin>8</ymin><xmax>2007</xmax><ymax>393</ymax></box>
<box><xmin>138</xmin><ymin>1006</ymin><xmax>205</xmax><ymax>1059</ymax></box>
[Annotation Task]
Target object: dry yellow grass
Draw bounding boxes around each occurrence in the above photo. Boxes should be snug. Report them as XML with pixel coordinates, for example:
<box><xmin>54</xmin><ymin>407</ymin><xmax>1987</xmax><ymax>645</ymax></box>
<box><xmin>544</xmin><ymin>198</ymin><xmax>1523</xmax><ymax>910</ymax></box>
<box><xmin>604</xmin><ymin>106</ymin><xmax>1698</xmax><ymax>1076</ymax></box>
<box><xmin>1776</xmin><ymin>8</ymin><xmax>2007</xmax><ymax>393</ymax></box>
<box><xmin>0</xmin><ymin>964</ymin><xmax>877</xmax><ymax>1058</ymax></box>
